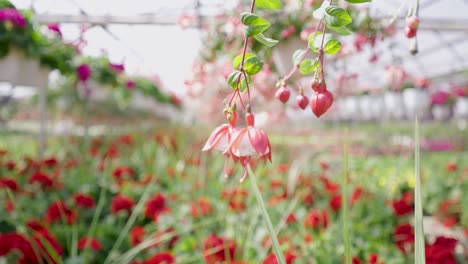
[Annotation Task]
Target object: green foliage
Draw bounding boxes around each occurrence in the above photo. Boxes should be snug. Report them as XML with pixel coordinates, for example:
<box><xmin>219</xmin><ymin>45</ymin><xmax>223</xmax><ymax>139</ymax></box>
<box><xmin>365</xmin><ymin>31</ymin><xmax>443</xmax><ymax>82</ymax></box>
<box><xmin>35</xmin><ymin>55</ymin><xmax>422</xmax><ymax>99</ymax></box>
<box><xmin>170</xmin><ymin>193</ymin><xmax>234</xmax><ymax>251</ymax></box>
<box><xmin>324</xmin><ymin>6</ymin><xmax>353</xmax><ymax>27</ymax></box>
<box><xmin>299</xmin><ymin>59</ymin><xmax>319</xmax><ymax>75</ymax></box>
<box><xmin>241</xmin><ymin>12</ymin><xmax>271</xmax><ymax>38</ymax></box>
<box><xmin>323</xmin><ymin>38</ymin><xmax>342</xmax><ymax>55</ymax></box>
<box><xmin>256</xmin><ymin>0</ymin><xmax>283</xmax><ymax>10</ymax></box>
<box><xmin>345</xmin><ymin>0</ymin><xmax>372</xmax><ymax>3</ymax></box>
<box><xmin>253</xmin><ymin>33</ymin><xmax>279</xmax><ymax>47</ymax></box>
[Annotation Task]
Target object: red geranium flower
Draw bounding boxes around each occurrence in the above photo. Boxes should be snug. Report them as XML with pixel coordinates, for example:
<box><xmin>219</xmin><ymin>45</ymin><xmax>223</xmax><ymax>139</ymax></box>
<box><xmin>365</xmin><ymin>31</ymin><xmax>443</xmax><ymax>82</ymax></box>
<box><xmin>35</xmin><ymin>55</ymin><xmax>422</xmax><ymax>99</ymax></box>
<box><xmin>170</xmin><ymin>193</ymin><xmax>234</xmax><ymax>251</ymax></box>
<box><xmin>130</xmin><ymin>226</ymin><xmax>145</xmax><ymax>246</ymax></box>
<box><xmin>321</xmin><ymin>177</ymin><xmax>339</xmax><ymax>193</ymax></box>
<box><xmin>203</xmin><ymin>234</ymin><xmax>236</xmax><ymax>264</ymax></box>
<box><xmin>145</xmin><ymin>251</ymin><xmax>175</xmax><ymax>264</ymax></box>
<box><xmin>352</xmin><ymin>256</ymin><xmax>361</xmax><ymax>264</ymax></box>
<box><xmin>44</xmin><ymin>200</ymin><xmax>77</xmax><ymax>224</ymax></box>
<box><xmin>367</xmin><ymin>253</ymin><xmax>381</xmax><ymax>264</ymax></box>
<box><xmin>144</xmin><ymin>193</ymin><xmax>169</xmax><ymax>222</ymax></box>
<box><xmin>392</xmin><ymin>192</ymin><xmax>413</xmax><ymax>216</ymax></box>
<box><xmin>425</xmin><ymin>236</ymin><xmax>457</xmax><ymax>264</ymax></box>
<box><xmin>110</xmin><ymin>194</ymin><xmax>135</xmax><ymax>215</ymax></box>
<box><xmin>0</xmin><ymin>178</ymin><xmax>18</xmax><ymax>191</ymax></box>
<box><xmin>73</xmin><ymin>193</ymin><xmax>95</xmax><ymax>208</ymax></box>
<box><xmin>263</xmin><ymin>251</ymin><xmax>296</xmax><ymax>264</ymax></box>
<box><xmin>329</xmin><ymin>194</ymin><xmax>342</xmax><ymax>212</ymax></box>
<box><xmin>394</xmin><ymin>223</ymin><xmax>414</xmax><ymax>253</ymax></box>
<box><xmin>351</xmin><ymin>186</ymin><xmax>363</xmax><ymax>204</ymax></box>
<box><xmin>42</xmin><ymin>157</ymin><xmax>59</xmax><ymax>168</ymax></box>
<box><xmin>112</xmin><ymin>165</ymin><xmax>136</xmax><ymax>180</ymax></box>
<box><xmin>77</xmin><ymin>237</ymin><xmax>102</xmax><ymax>251</ymax></box>
<box><xmin>29</xmin><ymin>171</ymin><xmax>54</xmax><ymax>188</ymax></box>
<box><xmin>304</xmin><ymin>209</ymin><xmax>329</xmax><ymax>229</ymax></box>
<box><xmin>0</xmin><ymin>232</ymin><xmax>38</xmax><ymax>264</ymax></box>
<box><xmin>222</xmin><ymin>188</ymin><xmax>248</xmax><ymax>212</ymax></box>
<box><xmin>191</xmin><ymin>197</ymin><xmax>212</xmax><ymax>218</ymax></box>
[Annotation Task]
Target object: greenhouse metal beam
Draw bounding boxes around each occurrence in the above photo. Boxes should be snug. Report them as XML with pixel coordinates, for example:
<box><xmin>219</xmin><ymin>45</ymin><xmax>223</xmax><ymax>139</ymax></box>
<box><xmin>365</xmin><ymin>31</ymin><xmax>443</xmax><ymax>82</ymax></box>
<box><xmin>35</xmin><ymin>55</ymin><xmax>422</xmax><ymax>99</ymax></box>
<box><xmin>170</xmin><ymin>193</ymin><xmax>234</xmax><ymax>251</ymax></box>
<box><xmin>35</xmin><ymin>14</ymin><xmax>468</xmax><ymax>31</ymax></box>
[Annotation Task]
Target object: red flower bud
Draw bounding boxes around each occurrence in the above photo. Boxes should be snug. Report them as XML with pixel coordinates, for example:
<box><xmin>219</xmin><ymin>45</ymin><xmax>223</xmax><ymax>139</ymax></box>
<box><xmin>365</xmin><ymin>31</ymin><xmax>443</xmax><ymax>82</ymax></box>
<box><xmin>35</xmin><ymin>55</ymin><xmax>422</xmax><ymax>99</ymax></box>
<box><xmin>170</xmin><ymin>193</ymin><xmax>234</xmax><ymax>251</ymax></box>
<box><xmin>275</xmin><ymin>86</ymin><xmax>290</xmax><ymax>103</ymax></box>
<box><xmin>310</xmin><ymin>90</ymin><xmax>334</xmax><ymax>117</ymax></box>
<box><xmin>404</xmin><ymin>26</ymin><xmax>417</xmax><ymax>38</ymax></box>
<box><xmin>406</xmin><ymin>16</ymin><xmax>420</xmax><ymax>30</ymax></box>
<box><xmin>296</xmin><ymin>94</ymin><xmax>309</xmax><ymax>110</ymax></box>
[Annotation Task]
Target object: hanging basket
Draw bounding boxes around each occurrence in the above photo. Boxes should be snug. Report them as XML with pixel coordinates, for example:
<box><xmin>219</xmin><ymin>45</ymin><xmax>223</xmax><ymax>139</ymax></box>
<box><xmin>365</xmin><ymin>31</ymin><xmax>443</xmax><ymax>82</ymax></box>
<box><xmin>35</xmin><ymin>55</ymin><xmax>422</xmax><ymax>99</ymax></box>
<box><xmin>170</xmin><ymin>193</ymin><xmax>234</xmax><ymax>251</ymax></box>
<box><xmin>432</xmin><ymin>105</ymin><xmax>452</xmax><ymax>121</ymax></box>
<box><xmin>0</xmin><ymin>49</ymin><xmax>49</xmax><ymax>87</ymax></box>
<box><xmin>403</xmin><ymin>88</ymin><xmax>430</xmax><ymax>120</ymax></box>
<box><xmin>454</xmin><ymin>97</ymin><xmax>468</xmax><ymax>119</ymax></box>
<box><xmin>384</xmin><ymin>91</ymin><xmax>405</xmax><ymax>120</ymax></box>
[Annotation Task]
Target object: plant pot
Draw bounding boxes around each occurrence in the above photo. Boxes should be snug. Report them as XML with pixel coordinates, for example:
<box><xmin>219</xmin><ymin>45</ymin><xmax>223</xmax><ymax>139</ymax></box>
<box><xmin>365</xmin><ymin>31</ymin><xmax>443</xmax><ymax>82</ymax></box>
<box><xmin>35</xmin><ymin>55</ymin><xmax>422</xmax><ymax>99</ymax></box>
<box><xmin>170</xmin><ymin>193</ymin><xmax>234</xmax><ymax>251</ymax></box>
<box><xmin>358</xmin><ymin>95</ymin><xmax>373</xmax><ymax>121</ymax></box>
<box><xmin>403</xmin><ymin>88</ymin><xmax>430</xmax><ymax>120</ymax></box>
<box><xmin>454</xmin><ymin>97</ymin><xmax>468</xmax><ymax>119</ymax></box>
<box><xmin>384</xmin><ymin>91</ymin><xmax>405</xmax><ymax>120</ymax></box>
<box><xmin>343</xmin><ymin>96</ymin><xmax>360</xmax><ymax>121</ymax></box>
<box><xmin>432</xmin><ymin>105</ymin><xmax>452</xmax><ymax>121</ymax></box>
<box><xmin>369</xmin><ymin>95</ymin><xmax>385</xmax><ymax>120</ymax></box>
<box><xmin>271</xmin><ymin>37</ymin><xmax>304</xmax><ymax>77</ymax></box>
<box><xmin>0</xmin><ymin>49</ymin><xmax>49</xmax><ymax>87</ymax></box>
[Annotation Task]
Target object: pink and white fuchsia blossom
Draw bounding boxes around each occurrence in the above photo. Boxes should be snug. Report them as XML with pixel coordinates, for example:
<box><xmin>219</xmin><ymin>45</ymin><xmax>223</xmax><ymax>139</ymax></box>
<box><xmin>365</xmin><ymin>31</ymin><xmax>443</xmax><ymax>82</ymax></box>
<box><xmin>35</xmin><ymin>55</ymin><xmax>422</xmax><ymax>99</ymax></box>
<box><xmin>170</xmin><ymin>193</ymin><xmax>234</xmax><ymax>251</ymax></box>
<box><xmin>203</xmin><ymin>112</ymin><xmax>272</xmax><ymax>182</ymax></box>
<box><xmin>224</xmin><ymin>113</ymin><xmax>272</xmax><ymax>182</ymax></box>
<box><xmin>202</xmin><ymin>112</ymin><xmax>238</xmax><ymax>177</ymax></box>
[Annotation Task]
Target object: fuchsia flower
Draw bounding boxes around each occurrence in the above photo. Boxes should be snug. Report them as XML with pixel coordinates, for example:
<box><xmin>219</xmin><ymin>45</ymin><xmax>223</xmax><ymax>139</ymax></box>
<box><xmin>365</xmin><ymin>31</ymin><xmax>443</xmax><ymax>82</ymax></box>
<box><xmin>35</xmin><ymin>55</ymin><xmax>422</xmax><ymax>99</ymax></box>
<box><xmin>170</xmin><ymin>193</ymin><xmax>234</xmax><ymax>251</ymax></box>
<box><xmin>47</xmin><ymin>23</ymin><xmax>62</xmax><ymax>37</ymax></box>
<box><xmin>109</xmin><ymin>62</ymin><xmax>125</xmax><ymax>73</ymax></box>
<box><xmin>77</xmin><ymin>64</ymin><xmax>91</xmax><ymax>82</ymax></box>
<box><xmin>224</xmin><ymin>112</ymin><xmax>272</xmax><ymax>181</ymax></box>
<box><xmin>0</xmin><ymin>8</ymin><xmax>26</xmax><ymax>27</ymax></box>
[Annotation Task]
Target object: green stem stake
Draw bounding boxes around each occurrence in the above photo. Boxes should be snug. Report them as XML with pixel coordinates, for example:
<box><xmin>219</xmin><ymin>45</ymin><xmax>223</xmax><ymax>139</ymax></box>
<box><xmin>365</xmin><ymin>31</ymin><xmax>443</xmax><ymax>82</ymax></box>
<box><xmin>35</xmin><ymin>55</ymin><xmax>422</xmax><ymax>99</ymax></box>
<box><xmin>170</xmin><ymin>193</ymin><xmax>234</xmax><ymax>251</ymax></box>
<box><xmin>342</xmin><ymin>128</ymin><xmax>351</xmax><ymax>264</ymax></box>
<box><xmin>414</xmin><ymin>117</ymin><xmax>426</xmax><ymax>264</ymax></box>
<box><xmin>248</xmin><ymin>165</ymin><xmax>286</xmax><ymax>264</ymax></box>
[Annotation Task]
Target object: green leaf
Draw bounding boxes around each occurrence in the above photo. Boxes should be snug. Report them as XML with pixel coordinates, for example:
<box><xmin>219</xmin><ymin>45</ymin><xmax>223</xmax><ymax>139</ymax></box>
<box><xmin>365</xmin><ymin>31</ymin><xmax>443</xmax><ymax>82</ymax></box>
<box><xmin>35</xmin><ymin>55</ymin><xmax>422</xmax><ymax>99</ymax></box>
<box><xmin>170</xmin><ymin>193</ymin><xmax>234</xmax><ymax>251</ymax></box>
<box><xmin>227</xmin><ymin>71</ymin><xmax>251</xmax><ymax>91</ymax></box>
<box><xmin>227</xmin><ymin>71</ymin><xmax>242</xmax><ymax>89</ymax></box>
<box><xmin>256</xmin><ymin>0</ymin><xmax>283</xmax><ymax>10</ymax></box>
<box><xmin>240</xmin><ymin>12</ymin><xmax>271</xmax><ymax>37</ymax></box>
<box><xmin>254</xmin><ymin>33</ymin><xmax>279</xmax><ymax>47</ymax></box>
<box><xmin>345</xmin><ymin>0</ymin><xmax>372</xmax><ymax>3</ymax></box>
<box><xmin>299</xmin><ymin>59</ymin><xmax>319</xmax><ymax>75</ymax></box>
<box><xmin>248</xmin><ymin>165</ymin><xmax>287</xmax><ymax>264</ymax></box>
<box><xmin>233</xmin><ymin>53</ymin><xmax>255</xmax><ymax>69</ymax></box>
<box><xmin>324</xmin><ymin>6</ymin><xmax>352</xmax><ymax>27</ymax></box>
<box><xmin>292</xmin><ymin>49</ymin><xmax>306</xmax><ymax>66</ymax></box>
<box><xmin>312</xmin><ymin>33</ymin><xmax>333</xmax><ymax>52</ymax></box>
<box><xmin>327</xmin><ymin>24</ymin><xmax>353</xmax><ymax>36</ymax></box>
<box><xmin>244</xmin><ymin>56</ymin><xmax>264</xmax><ymax>76</ymax></box>
<box><xmin>324</xmin><ymin>38</ymin><xmax>342</xmax><ymax>55</ymax></box>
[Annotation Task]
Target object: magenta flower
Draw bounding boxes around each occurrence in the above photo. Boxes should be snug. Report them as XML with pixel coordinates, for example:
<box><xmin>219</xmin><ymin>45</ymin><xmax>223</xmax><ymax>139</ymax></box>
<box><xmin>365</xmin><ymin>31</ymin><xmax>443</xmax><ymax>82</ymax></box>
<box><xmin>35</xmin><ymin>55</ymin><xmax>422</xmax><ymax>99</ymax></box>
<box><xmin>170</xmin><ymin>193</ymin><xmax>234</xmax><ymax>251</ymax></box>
<box><xmin>47</xmin><ymin>23</ymin><xmax>62</xmax><ymax>37</ymax></box>
<box><xmin>76</xmin><ymin>64</ymin><xmax>91</xmax><ymax>82</ymax></box>
<box><xmin>430</xmin><ymin>91</ymin><xmax>450</xmax><ymax>105</ymax></box>
<box><xmin>0</xmin><ymin>8</ymin><xmax>26</xmax><ymax>28</ymax></box>
<box><xmin>109</xmin><ymin>63</ymin><xmax>125</xmax><ymax>73</ymax></box>
<box><xmin>125</xmin><ymin>79</ymin><xmax>135</xmax><ymax>90</ymax></box>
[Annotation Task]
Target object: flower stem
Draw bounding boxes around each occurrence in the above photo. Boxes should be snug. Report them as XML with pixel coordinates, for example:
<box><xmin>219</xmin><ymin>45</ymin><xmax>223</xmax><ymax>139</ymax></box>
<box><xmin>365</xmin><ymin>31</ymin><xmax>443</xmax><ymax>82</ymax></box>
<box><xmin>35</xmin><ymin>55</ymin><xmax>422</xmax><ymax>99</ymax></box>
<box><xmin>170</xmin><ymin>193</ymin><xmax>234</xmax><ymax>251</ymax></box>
<box><xmin>342</xmin><ymin>128</ymin><xmax>351</xmax><ymax>264</ymax></box>
<box><xmin>248</xmin><ymin>165</ymin><xmax>286</xmax><ymax>264</ymax></box>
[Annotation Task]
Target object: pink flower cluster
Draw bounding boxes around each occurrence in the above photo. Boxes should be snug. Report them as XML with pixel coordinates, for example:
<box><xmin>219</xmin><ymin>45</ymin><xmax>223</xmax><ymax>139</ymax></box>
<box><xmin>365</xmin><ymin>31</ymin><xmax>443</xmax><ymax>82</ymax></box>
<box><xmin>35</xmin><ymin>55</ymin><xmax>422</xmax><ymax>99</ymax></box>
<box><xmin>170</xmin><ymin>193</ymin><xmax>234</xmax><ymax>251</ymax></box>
<box><xmin>203</xmin><ymin>112</ymin><xmax>271</xmax><ymax>182</ymax></box>
<box><xmin>0</xmin><ymin>8</ymin><xmax>26</xmax><ymax>27</ymax></box>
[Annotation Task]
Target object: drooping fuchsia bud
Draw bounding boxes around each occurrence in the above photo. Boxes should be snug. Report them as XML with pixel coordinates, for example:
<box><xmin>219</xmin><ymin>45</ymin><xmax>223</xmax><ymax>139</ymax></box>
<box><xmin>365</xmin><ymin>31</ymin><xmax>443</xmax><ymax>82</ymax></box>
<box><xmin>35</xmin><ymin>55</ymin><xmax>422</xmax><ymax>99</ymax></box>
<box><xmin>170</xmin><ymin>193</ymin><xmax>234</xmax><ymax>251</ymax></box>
<box><xmin>311</xmin><ymin>79</ymin><xmax>326</xmax><ymax>93</ymax></box>
<box><xmin>406</xmin><ymin>16</ymin><xmax>420</xmax><ymax>30</ymax></box>
<box><xmin>310</xmin><ymin>90</ymin><xmax>334</xmax><ymax>118</ymax></box>
<box><xmin>404</xmin><ymin>27</ymin><xmax>417</xmax><ymax>38</ymax></box>
<box><xmin>296</xmin><ymin>92</ymin><xmax>308</xmax><ymax>110</ymax></box>
<box><xmin>275</xmin><ymin>85</ymin><xmax>291</xmax><ymax>104</ymax></box>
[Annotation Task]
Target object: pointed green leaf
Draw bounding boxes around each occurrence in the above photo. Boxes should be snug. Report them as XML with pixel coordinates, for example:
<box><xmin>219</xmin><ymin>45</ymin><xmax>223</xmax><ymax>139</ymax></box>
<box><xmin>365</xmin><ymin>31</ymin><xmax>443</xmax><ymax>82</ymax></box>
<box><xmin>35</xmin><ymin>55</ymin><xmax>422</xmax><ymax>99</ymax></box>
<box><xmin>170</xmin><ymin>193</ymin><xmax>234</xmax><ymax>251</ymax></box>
<box><xmin>240</xmin><ymin>12</ymin><xmax>271</xmax><ymax>37</ymax></box>
<box><xmin>254</xmin><ymin>33</ymin><xmax>279</xmax><ymax>47</ymax></box>
<box><xmin>299</xmin><ymin>59</ymin><xmax>319</xmax><ymax>75</ymax></box>
<box><xmin>345</xmin><ymin>0</ymin><xmax>372</xmax><ymax>3</ymax></box>
<box><xmin>233</xmin><ymin>53</ymin><xmax>255</xmax><ymax>69</ymax></box>
<box><xmin>256</xmin><ymin>0</ymin><xmax>283</xmax><ymax>10</ymax></box>
<box><xmin>324</xmin><ymin>6</ymin><xmax>352</xmax><ymax>27</ymax></box>
<box><xmin>244</xmin><ymin>56</ymin><xmax>264</xmax><ymax>76</ymax></box>
<box><xmin>292</xmin><ymin>49</ymin><xmax>306</xmax><ymax>66</ymax></box>
<box><xmin>327</xmin><ymin>24</ymin><xmax>353</xmax><ymax>36</ymax></box>
<box><xmin>324</xmin><ymin>38</ymin><xmax>342</xmax><ymax>55</ymax></box>
<box><xmin>227</xmin><ymin>70</ymin><xmax>242</xmax><ymax>89</ymax></box>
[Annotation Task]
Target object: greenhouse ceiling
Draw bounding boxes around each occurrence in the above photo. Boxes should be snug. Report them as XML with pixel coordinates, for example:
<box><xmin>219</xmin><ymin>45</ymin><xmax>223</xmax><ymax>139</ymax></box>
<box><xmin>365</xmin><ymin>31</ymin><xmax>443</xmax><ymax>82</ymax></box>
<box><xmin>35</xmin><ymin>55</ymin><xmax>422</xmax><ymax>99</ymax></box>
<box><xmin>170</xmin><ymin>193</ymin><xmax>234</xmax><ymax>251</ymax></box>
<box><xmin>7</xmin><ymin>0</ymin><xmax>468</xmax><ymax>93</ymax></box>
